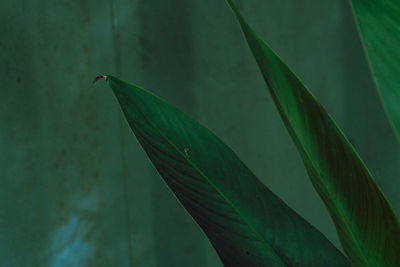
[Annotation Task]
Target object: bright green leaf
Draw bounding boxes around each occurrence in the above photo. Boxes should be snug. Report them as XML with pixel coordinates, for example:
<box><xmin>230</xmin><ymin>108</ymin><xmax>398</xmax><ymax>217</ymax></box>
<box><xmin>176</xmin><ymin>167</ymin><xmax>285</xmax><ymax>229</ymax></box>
<box><xmin>224</xmin><ymin>0</ymin><xmax>400</xmax><ymax>266</ymax></box>
<box><xmin>349</xmin><ymin>0</ymin><xmax>400</xmax><ymax>140</ymax></box>
<box><xmin>98</xmin><ymin>75</ymin><xmax>350</xmax><ymax>266</ymax></box>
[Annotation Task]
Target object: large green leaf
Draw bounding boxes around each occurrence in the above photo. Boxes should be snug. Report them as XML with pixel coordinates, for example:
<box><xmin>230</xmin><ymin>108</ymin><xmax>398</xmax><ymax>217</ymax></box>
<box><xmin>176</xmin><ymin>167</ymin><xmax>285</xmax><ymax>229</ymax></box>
<box><xmin>224</xmin><ymin>0</ymin><xmax>400</xmax><ymax>266</ymax></box>
<box><xmin>96</xmin><ymin>75</ymin><xmax>350</xmax><ymax>266</ymax></box>
<box><xmin>350</xmin><ymin>0</ymin><xmax>400</xmax><ymax>140</ymax></box>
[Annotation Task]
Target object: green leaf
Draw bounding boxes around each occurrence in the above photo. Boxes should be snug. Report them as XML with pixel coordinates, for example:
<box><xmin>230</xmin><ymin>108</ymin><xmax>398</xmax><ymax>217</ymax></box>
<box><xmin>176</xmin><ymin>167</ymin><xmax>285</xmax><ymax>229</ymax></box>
<box><xmin>98</xmin><ymin>75</ymin><xmax>350</xmax><ymax>266</ymax></box>
<box><xmin>350</xmin><ymin>0</ymin><xmax>400</xmax><ymax>140</ymax></box>
<box><xmin>224</xmin><ymin>0</ymin><xmax>400</xmax><ymax>266</ymax></box>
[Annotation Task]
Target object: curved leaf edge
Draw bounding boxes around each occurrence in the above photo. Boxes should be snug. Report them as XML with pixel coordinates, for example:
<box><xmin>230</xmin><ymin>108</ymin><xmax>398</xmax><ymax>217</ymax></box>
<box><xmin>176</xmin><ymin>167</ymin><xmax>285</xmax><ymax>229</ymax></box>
<box><xmin>347</xmin><ymin>0</ymin><xmax>400</xmax><ymax>141</ymax></box>
<box><xmin>224</xmin><ymin>0</ymin><xmax>400</xmax><ymax>265</ymax></box>
<box><xmin>95</xmin><ymin>75</ymin><xmax>351</xmax><ymax>266</ymax></box>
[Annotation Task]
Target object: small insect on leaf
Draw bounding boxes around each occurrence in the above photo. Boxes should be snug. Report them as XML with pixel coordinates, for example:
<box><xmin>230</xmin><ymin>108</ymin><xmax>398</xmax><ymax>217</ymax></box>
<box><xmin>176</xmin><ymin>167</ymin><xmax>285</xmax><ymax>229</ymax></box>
<box><xmin>184</xmin><ymin>147</ymin><xmax>190</xmax><ymax>158</ymax></box>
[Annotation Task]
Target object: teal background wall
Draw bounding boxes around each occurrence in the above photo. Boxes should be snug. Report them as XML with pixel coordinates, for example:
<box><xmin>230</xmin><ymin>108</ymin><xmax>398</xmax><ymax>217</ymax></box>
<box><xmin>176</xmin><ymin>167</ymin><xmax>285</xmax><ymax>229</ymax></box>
<box><xmin>1</xmin><ymin>0</ymin><xmax>399</xmax><ymax>266</ymax></box>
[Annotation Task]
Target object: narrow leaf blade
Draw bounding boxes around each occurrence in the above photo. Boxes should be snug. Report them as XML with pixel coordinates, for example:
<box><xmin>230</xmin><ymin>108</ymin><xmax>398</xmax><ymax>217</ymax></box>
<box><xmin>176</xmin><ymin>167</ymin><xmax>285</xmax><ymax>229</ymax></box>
<box><xmin>350</xmin><ymin>0</ymin><xmax>400</xmax><ymax>140</ymax></box>
<box><xmin>101</xmin><ymin>76</ymin><xmax>350</xmax><ymax>266</ymax></box>
<box><xmin>224</xmin><ymin>1</ymin><xmax>400</xmax><ymax>266</ymax></box>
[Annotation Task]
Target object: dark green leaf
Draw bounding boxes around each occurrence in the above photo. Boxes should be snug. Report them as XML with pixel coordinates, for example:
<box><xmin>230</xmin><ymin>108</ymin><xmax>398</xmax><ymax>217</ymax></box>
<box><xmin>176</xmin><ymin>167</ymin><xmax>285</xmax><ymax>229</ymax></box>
<box><xmin>350</xmin><ymin>0</ymin><xmax>400</xmax><ymax>140</ymax></box>
<box><xmin>98</xmin><ymin>75</ymin><xmax>350</xmax><ymax>266</ymax></box>
<box><xmin>224</xmin><ymin>0</ymin><xmax>400</xmax><ymax>266</ymax></box>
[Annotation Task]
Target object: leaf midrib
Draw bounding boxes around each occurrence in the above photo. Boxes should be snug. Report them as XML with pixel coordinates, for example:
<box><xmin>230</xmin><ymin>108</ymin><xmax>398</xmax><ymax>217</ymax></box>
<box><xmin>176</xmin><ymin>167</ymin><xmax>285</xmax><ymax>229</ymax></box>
<box><xmin>252</xmin><ymin>43</ymin><xmax>372</xmax><ymax>265</ymax></box>
<box><xmin>225</xmin><ymin>6</ymin><xmax>371</xmax><ymax>262</ymax></box>
<box><xmin>224</xmin><ymin>2</ymin><xmax>371</xmax><ymax>262</ymax></box>
<box><xmin>128</xmin><ymin>95</ymin><xmax>289</xmax><ymax>266</ymax></box>
<box><xmin>284</xmin><ymin>117</ymin><xmax>370</xmax><ymax>266</ymax></box>
<box><xmin>248</xmin><ymin>42</ymin><xmax>370</xmax><ymax>264</ymax></box>
<box><xmin>163</xmin><ymin>136</ymin><xmax>287</xmax><ymax>266</ymax></box>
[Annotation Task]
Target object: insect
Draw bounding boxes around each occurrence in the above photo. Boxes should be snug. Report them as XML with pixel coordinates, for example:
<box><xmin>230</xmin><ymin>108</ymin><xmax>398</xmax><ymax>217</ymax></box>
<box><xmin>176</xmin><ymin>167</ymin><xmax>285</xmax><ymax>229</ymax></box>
<box><xmin>184</xmin><ymin>147</ymin><xmax>190</xmax><ymax>158</ymax></box>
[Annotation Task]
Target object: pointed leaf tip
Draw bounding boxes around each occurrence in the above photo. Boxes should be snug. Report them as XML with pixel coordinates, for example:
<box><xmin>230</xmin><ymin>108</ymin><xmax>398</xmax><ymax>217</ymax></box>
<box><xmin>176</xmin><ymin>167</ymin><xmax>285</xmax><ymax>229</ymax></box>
<box><xmin>92</xmin><ymin>75</ymin><xmax>109</xmax><ymax>84</ymax></box>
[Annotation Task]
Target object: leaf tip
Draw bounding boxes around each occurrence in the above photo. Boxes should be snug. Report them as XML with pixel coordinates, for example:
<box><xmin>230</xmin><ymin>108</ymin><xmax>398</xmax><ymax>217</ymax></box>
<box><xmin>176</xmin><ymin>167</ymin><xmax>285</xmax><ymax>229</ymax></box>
<box><xmin>92</xmin><ymin>75</ymin><xmax>109</xmax><ymax>85</ymax></box>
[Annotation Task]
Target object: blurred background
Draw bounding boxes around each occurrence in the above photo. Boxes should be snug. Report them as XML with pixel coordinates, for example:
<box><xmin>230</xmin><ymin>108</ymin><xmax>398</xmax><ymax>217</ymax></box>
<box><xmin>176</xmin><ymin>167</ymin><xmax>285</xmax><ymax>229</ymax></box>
<box><xmin>1</xmin><ymin>0</ymin><xmax>400</xmax><ymax>266</ymax></box>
